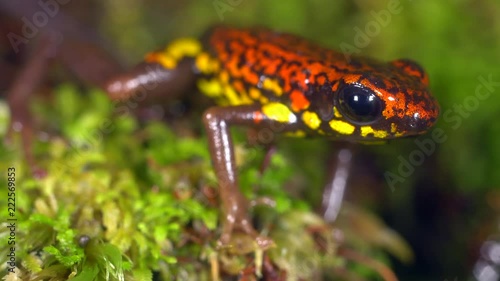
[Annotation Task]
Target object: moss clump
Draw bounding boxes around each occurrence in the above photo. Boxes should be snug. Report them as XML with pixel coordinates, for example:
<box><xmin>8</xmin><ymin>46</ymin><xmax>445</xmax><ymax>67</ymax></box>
<box><xmin>0</xmin><ymin>85</ymin><xmax>410</xmax><ymax>280</ymax></box>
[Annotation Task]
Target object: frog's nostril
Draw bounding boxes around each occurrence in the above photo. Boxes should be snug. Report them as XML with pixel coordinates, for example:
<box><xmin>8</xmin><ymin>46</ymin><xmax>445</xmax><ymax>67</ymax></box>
<box><xmin>407</xmin><ymin>111</ymin><xmax>438</xmax><ymax>134</ymax></box>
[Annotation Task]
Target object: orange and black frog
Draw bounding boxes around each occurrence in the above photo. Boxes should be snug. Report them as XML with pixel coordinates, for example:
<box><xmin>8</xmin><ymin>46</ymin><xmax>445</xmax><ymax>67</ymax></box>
<box><xmin>101</xmin><ymin>26</ymin><xmax>439</xmax><ymax>246</ymax></box>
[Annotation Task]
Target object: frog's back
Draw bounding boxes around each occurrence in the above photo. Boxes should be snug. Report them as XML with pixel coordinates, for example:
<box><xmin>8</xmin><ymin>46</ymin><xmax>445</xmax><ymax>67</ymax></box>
<box><xmin>198</xmin><ymin>27</ymin><xmax>386</xmax><ymax>112</ymax></box>
<box><xmin>196</xmin><ymin>27</ymin><xmax>354</xmax><ymax>108</ymax></box>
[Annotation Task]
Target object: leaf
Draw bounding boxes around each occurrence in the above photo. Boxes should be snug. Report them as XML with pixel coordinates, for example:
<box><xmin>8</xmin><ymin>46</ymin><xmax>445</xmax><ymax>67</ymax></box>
<box><xmin>132</xmin><ymin>268</ymin><xmax>153</xmax><ymax>281</ymax></box>
<box><xmin>43</xmin><ymin>245</ymin><xmax>84</xmax><ymax>267</ymax></box>
<box><xmin>70</xmin><ymin>263</ymin><xmax>99</xmax><ymax>281</ymax></box>
<box><xmin>101</xmin><ymin>243</ymin><xmax>125</xmax><ymax>279</ymax></box>
<box><xmin>23</xmin><ymin>253</ymin><xmax>42</xmax><ymax>273</ymax></box>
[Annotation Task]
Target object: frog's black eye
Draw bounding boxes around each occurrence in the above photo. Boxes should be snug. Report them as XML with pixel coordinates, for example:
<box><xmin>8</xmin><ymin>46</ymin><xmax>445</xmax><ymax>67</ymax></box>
<box><xmin>337</xmin><ymin>84</ymin><xmax>383</xmax><ymax>124</ymax></box>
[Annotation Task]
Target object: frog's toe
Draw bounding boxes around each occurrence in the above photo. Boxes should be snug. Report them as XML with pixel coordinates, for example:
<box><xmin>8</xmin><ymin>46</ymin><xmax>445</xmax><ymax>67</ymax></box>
<box><xmin>249</xmin><ymin>197</ymin><xmax>276</xmax><ymax>208</ymax></box>
<box><xmin>217</xmin><ymin>232</ymin><xmax>274</xmax><ymax>253</ymax></box>
<box><xmin>218</xmin><ymin>212</ymin><xmax>274</xmax><ymax>250</ymax></box>
<box><xmin>255</xmin><ymin>235</ymin><xmax>274</xmax><ymax>250</ymax></box>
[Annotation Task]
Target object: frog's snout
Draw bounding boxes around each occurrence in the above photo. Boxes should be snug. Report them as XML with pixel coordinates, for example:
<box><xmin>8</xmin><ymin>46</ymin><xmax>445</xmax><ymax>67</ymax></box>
<box><xmin>408</xmin><ymin>113</ymin><xmax>435</xmax><ymax>133</ymax></box>
<box><xmin>406</xmin><ymin>101</ymin><xmax>440</xmax><ymax>135</ymax></box>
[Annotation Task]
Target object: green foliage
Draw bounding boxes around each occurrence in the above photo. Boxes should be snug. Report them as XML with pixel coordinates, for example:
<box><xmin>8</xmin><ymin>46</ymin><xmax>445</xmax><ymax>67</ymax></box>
<box><xmin>0</xmin><ymin>84</ymin><xmax>404</xmax><ymax>280</ymax></box>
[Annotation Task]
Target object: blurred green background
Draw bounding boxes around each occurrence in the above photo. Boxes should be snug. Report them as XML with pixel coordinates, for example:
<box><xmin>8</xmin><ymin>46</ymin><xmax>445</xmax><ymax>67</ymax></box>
<box><xmin>3</xmin><ymin>0</ymin><xmax>500</xmax><ymax>280</ymax></box>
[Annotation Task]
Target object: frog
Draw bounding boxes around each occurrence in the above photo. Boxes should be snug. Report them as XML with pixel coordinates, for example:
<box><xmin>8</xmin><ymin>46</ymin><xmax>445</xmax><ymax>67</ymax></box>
<box><xmin>100</xmin><ymin>26</ymin><xmax>440</xmax><ymax>246</ymax></box>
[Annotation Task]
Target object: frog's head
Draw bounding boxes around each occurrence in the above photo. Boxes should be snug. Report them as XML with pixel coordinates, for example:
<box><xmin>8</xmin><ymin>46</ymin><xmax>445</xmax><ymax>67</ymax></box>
<box><xmin>332</xmin><ymin>59</ymin><xmax>439</xmax><ymax>141</ymax></box>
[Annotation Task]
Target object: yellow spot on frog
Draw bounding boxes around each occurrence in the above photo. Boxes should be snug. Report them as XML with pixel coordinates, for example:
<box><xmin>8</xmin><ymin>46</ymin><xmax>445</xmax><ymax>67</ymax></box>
<box><xmin>146</xmin><ymin>38</ymin><xmax>202</xmax><ymax>69</ymax></box>
<box><xmin>360</xmin><ymin>126</ymin><xmax>388</xmax><ymax>138</ymax></box>
<box><xmin>394</xmin><ymin>131</ymin><xmax>406</xmax><ymax>137</ymax></box>
<box><xmin>333</xmin><ymin>106</ymin><xmax>342</xmax><ymax>118</ymax></box>
<box><xmin>198</xmin><ymin>79</ymin><xmax>223</xmax><ymax>97</ymax></box>
<box><xmin>391</xmin><ymin>123</ymin><xmax>397</xmax><ymax>133</ymax></box>
<box><xmin>166</xmin><ymin>38</ymin><xmax>202</xmax><ymax>59</ymax></box>
<box><xmin>262</xmin><ymin>103</ymin><xmax>296</xmax><ymax>123</ymax></box>
<box><xmin>145</xmin><ymin>52</ymin><xmax>176</xmax><ymax>69</ymax></box>
<box><xmin>329</xmin><ymin>120</ymin><xmax>355</xmax><ymax>135</ymax></box>
<box><xmin>262</xmin><ymin>78</ymin><xmax>283</xmax><ymax>96</ymax></box>
<box><xmin>389</xmin><ymin>124</ymin><xmax>405</xmax><ymax>137</ymax></box>
<box><xmin>239</xmin><ymin>90</ymin><xmax>253</xmax><ymax>104</ymax></box>
<box><xmin>302</xmin><ymin>111</ymin><xmax>321</xmax><ymax>130</ymax></box>
<box><xmin>195</xmin><ymin>52</ymin><xmax>219</xmax><ymax>74</ymax></box>
<box><xmin>224</xmin><ymin>85</ymin><xmax>243</xmax><ymax>105</ymax></box>
<box><xmin>249</xmin><ymin>88</ymin><xmax>261</xmax><ymax>99</ymax></box>
<box><xmin>195</xmin><ymin>53</ymin><xmax>211</xmax><ymax>73</ymax></box>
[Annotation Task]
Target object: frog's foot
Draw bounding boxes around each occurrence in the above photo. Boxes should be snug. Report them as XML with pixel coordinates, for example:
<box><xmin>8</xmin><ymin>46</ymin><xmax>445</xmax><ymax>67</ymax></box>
<box><xmin>6</xmin><ymin>118</ymin><xmax>47</xmax><ymax>178</ymax></box>
<box><xmin>249</xmin><ymin>197</ymin><xmax>276</xmax><ymax>208</ymax></box>
<box><xmin>218</xmin><ymin>215</ymin><xmax>274</xmax><ymax>250</ymax></box>
<box><xmin>218</xmin><ymin>197</ymin><xmax>274</xmax><ymax>250</ymax></box>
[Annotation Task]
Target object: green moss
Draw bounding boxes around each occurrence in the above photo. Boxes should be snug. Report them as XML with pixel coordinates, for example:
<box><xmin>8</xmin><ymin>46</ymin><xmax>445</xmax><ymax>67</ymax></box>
<box><xmin>0</xmin><ymin>86</ymin><xmax>407</xmax><ymax>280</ymax></box>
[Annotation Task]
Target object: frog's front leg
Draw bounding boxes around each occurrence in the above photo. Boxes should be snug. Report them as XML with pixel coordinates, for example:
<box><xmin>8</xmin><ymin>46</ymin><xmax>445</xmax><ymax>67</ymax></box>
<box><xmin>322</xmin><ymin>143</ymin><xmax>354</xmax><ymax>222</ymax></box>
<box><xmin>203</xmin><ymin>103</ymin><xmax>301</xmax><ymax>247</ymax></box>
